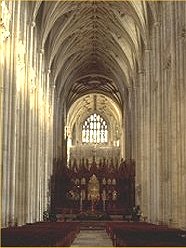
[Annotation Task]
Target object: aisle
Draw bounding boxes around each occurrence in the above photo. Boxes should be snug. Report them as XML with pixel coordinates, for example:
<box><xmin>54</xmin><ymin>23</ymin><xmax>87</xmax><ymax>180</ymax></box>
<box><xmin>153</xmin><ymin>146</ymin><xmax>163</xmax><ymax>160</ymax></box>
<box><xmin>71</xmin><ymin>230</ymin><xmax>113</xmax><ymax>247</ymax></box>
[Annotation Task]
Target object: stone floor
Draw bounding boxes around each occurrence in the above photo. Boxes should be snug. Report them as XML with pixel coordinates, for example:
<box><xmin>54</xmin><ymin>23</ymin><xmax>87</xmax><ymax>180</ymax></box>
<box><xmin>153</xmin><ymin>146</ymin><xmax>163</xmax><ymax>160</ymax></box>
<box><xmin>71</xmin><ymin>230</ymin><xmax>113</xmax><ymax>247</ymax></box>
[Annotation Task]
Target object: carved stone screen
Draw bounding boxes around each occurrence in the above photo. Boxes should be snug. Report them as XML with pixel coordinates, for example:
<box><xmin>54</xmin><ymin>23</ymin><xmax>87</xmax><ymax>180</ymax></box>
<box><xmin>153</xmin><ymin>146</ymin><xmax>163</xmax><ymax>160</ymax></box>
<box><xmin>51</xmin><ymin>158</ymin><xmax>135</xmax><ymax>215</ymax></box>
<box><xmin>70</xmin><ymin>144</ymin><xmax>120</xmax><ymax>165</ymax></box>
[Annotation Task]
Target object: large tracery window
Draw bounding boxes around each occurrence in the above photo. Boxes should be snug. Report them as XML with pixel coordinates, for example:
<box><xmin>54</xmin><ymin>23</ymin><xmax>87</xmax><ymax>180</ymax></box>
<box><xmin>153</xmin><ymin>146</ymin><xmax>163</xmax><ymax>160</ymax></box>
<box><xmin>82</xmin><ymin>113</ymin><xmax>108</xmax><ymax>143</ymax></box>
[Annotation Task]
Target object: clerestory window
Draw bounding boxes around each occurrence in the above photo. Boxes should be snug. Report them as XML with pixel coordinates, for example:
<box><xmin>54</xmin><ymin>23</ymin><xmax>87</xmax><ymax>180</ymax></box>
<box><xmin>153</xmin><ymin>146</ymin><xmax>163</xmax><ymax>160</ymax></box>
<box><xmin>82</xmin><ymin>113</ymin><xmax>108</xmax><ymax>143</ymax></box>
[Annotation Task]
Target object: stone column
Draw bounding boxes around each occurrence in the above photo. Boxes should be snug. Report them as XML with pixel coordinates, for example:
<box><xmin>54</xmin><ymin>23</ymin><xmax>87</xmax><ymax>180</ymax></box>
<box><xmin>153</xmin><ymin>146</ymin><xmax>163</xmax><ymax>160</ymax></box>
<box><xmin>134</xmin><ymin>80</ymin><xmax>141</xmax><ymax>206</ymax></box>
<box><xmin>26</xmin><ymin>20</ymin><xmax>35</xmax><ymax>223</ymax></box>
<box><xmin>149</xmin><ymin>23</ymin><xmax>156</xmax><ymax>224</ymax></box>
<box><xmin>176</xmin><ymin>2</ymin><xmax>186</xmax><ymax>229</ymax></box>
<box><xmin>154</xmin><ymin>21</ymin><xmax>162</xmax><ymax>224</ymax></box>
<box><xmin>1</xmin><ymin>0</ymin><xmax>12</xmax><ymax>227</ymax></box>
<box><xmin>136</xmin><ymin>70</ymin><xmax>145</xmax><ymax>213</ymax></box>
<box><xmin>36</xmin><ymin>48</ymin><xmax>45</xmax><ymax>221</ymax></box>
<box><xmin>131</xmin><ymin>85</ymin><xmax>137</xmax><ymax>160</ymax></box>
<box><xmin>43</xmin><ymin>69</ymin><xmax>51</xmax><ymax>212</ymax></box>
<box><xmin>170</xmin><ymin>1</ymin><xmax>179</xmax><ymax>227</ymax></box>
<box><xmin>125</xmin><ymin>88</ymin><xmax>132</xmax><ymax>159</ymax></box>
<box><xmin>143</xmin><ymin>48</ymin><xmax>152</xmax><ymax>221</ymax></box>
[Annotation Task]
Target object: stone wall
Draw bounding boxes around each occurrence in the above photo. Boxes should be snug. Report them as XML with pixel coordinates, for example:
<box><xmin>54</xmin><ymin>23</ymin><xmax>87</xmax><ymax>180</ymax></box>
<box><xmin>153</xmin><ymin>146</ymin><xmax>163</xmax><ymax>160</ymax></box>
<box><xmin>1</xmin><ymin>2</ymin><xmax>54</xmax><ymax>227</ymax></box>
<box><xmin>131</xmin><ymin>2</ymin><xmax>186</xmax><ymax>229</ymax></box>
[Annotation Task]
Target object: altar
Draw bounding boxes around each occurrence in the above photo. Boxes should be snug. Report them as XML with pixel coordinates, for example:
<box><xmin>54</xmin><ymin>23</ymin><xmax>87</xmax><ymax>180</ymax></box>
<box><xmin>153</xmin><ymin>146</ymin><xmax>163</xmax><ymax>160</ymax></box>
<box><xmin>51</xmin><ymin>157</ymin><xmax>135</xmax><ymax>216</ymax></box>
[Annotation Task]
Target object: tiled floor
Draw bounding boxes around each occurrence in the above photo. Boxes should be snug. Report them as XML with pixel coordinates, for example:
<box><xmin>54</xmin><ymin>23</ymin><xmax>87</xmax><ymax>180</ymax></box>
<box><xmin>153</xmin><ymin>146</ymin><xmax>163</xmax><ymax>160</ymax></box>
<box><xmin>71</xmin><ymin>230</ymin><xmax>113</xmax><ymax>247</ymax></box>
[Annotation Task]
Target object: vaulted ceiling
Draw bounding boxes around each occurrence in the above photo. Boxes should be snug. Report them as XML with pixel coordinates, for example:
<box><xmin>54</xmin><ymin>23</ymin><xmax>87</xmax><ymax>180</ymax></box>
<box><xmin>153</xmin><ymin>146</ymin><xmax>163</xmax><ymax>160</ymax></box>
<box><xmin>31</xmin><ymin>1</ymin><xmax>157</xmax><ymax>111</ymax></box>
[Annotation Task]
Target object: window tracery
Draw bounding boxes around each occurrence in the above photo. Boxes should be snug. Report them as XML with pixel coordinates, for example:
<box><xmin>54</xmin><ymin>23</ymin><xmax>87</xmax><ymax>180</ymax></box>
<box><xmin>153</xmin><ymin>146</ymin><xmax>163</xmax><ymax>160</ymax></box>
<box><xmin>82</xmin><ymin>113</ymin><xmax>108</xmax><ymax>143</ymax></box>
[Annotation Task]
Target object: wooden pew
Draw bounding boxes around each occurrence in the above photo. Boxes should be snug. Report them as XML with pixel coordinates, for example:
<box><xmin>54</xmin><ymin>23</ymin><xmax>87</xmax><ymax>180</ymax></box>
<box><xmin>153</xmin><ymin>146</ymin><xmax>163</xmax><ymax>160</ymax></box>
<box><xmin>106</xmin><ymin>222</ymin><xmax>186</xmax><ymax>247</ymax></box>
<box><xmin>1</xmin><ymin>222</ymin><xmax>80</xmax><ymax>247</ymax></box>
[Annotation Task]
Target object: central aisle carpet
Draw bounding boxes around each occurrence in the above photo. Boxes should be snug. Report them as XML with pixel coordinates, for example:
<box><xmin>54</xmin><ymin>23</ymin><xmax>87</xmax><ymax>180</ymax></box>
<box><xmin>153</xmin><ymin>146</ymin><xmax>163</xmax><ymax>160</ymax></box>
<box><xmin>71</xmin><ymin>230</ymin><xmax>113</xmax><ymax>247</ymax></box>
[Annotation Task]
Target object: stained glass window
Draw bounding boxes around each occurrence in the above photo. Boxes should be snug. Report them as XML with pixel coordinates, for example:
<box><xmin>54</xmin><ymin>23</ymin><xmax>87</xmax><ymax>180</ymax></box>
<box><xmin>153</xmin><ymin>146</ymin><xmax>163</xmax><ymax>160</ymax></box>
<box><xmin>82</xmin><ymin>113</ymin><xmax>108</xmax><ymax>143</ymax></box>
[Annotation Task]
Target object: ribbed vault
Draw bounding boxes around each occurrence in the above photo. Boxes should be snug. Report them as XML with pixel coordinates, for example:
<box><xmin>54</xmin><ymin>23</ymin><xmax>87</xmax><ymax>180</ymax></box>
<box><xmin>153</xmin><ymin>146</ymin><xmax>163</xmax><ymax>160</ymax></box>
<box><xmin>31</xmin><ymin>1</ymin><xmax>153</xmax><ymax>108</ymax></box>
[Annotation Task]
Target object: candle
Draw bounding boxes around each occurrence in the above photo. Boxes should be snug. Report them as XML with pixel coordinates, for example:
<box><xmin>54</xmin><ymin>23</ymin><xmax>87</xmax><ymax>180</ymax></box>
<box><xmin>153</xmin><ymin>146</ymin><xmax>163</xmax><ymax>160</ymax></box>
<box><xmin>80</xmin><ymin>191</ymin><xmax>83</xmax><ymax>211</ymax></box>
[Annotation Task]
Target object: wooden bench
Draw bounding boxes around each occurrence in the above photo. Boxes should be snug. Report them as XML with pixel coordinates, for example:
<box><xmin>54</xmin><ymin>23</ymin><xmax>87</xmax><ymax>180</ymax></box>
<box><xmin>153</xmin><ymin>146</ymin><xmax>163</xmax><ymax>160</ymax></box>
<box><xmin>1</xmin><ymin>222</ymin><xmax>80</xmax><ymax>247</ymax></box>
<box><xmin>106</xmin><ymin>222</ymin><xmax>186</xmax><ymax>247</ymax></box>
